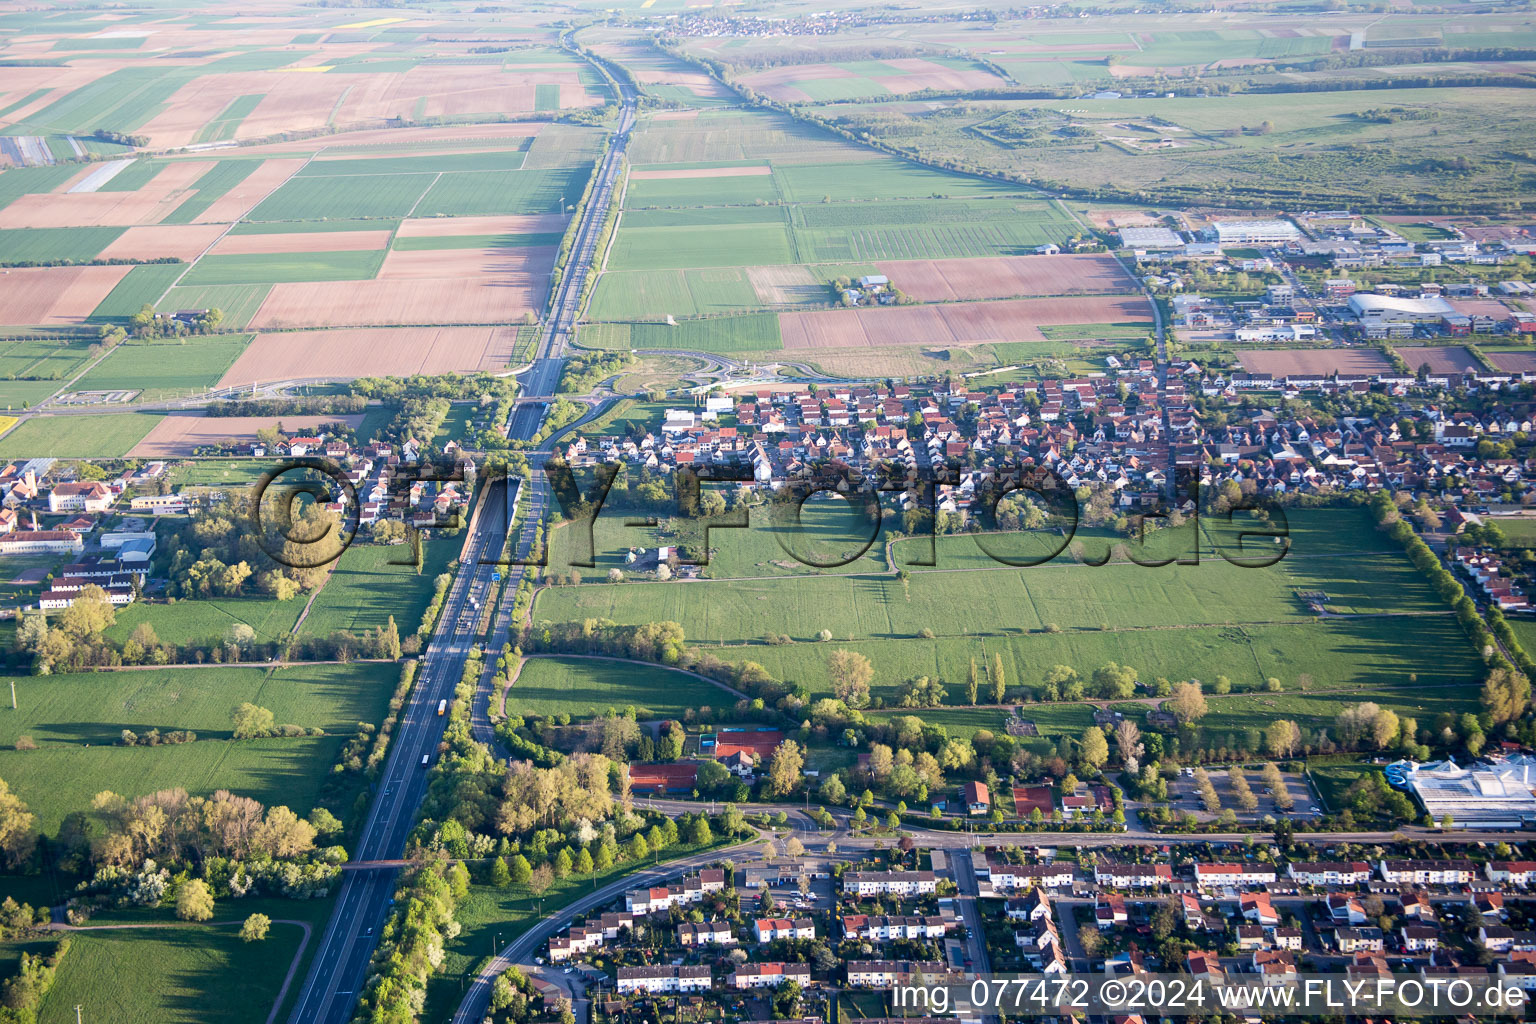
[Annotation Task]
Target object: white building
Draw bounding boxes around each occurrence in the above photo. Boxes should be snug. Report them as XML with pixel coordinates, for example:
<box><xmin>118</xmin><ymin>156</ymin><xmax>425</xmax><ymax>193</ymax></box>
<box><xmin>677</xmin><ymin>920</ymin><xmax>734</xmax><ymax>946</ymax></box>
<box><xmin>616</xmin><ymin>966</ymin><xmax>712</xmax><ymax>994</ymax></box>
<box><xmin>842</xmin><ymin>871</ymin><xmax>936</xmax><ymax>897</ymax></box>
<box><xmin>1486</xmin><ymin>861</ymin><xmax>1536</xmax><ymax>886</ymax></box>
<box><xmin>755</xmin><ymin>918</ymin><xmax>815</xmax><ymax>943</ymax></box>
<box><xmin>1118</xmin><ymin>226</ymin><xmax>1183</xmax><ymax>250</ymax></box>
<box><xmin>1235</xmin><ymin>325</ymin><xmax>1316</xmax><ymax>343</ymax></box>
<box><xmin>1394</xmin><ymin>756</ymin><xmax>1536</xmax><ymax>829</ymax></box>
<box><xmin>1209</xmin><ymin>219</ymin><xmax>1301</xmax><ymax>246</ymax></box>
<box><xmin>1378</xmin><ymin>859</ymin><xmax>1478</xmax><ymax>886</ymax></box>
<box><xmin>982</xmin><ymin>859</ymin><xmax>1075</xmax><ymax>891</ymax></box>
<box><xmin>1348</xmin><ymin>293</ymin><xmax>1455</xmax><ymax>325</ymax></box>
<box><xmin>1094</xmin><ymin>861</ymin><xmax>1174</xmax><ymax>889</ymax></box>
<box><xmin>625</xmin><ymin>868</ymin><xmax>726</xmax><ymax>914</ymax></box>
<box><xmin>840</xmin><ymin>915</ymin><xmax>947</xmax><ymax>941</ymax></box>
<box><xmin>845</xmin><ymin>961</ymin><xmax>949</xmax><ymax>988</ymax></box>
<box><xmin>48</xmin><ymin>481</ymin><xmax>113</xmax><ymax>513</ymax></box>
<box><xmin>1287</xmin><ymin>861</ymin><xmax>1371</xmax><ymax>886</ymax></box>
<box><xmin>0</xmin><ymin>531</ymin><xmax>83</xmax><ymax>555</ymax></box>
<box><xmin>1192</xmin><ymin>863</ymin><xmax>1278</xmax><ymax>889</ymax></box>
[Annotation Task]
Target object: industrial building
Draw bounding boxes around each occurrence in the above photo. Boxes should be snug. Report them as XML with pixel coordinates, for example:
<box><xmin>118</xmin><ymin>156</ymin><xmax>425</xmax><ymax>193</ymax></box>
<box><xmin>1118</xmin><ymin>226</ymin><xmax>1183</xmax><ymax>249</ymax></box>
<box><xmin>1207</xmin><ymin>219</ymin><xmax>1301</xmax><ymax>246</ymax></box>
<box><xmin>1390</xmin><ymin>755</ymin><xmax>1536</xmax><ymax>829</ymax></box>
<box><xmin>1348</xmin><ymin>293</ymin><xmax>1455</xmax><ymax>333</ymax></box>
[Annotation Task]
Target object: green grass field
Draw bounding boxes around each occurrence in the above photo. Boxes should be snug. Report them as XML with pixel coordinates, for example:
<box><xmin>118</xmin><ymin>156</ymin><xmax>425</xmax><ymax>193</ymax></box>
<box><xmin>588</xmin><ymin>267</ymin><xmax>766</xmax><ymax>319</ymax></box>
<box><xmin>579</xmin><ymin>313</ymin><xmax>783</xmax><ymax>353</ymax></box>
<box><xmin>772</xmin><ymin>160</ymin><xmax>1027</xmax><ymax>203</ymax></box>
<box><xmin>247</xmin><ymin>173</ymin><xmax>435</xmax><ymax>221</ymax></box>
<box><xmin>73</xmin><ymin>334</ymin><xmax>253</xmax><ymax>398</ymax></box>
<box><xmin>103</xmin><ymin>592</ymin><xmax>304</xmax><ymax>647</ymax></box>
<box><xmin>0</xmin><ymin>737</ymin><xmax>345</xmax><ymax>834</ymax></box>
<box><xmin>156</xmin><ymin>284</ymin><xmax>273</xmax><ymax>329</ymax></box>
<box><xmin>0</xmin><ymin>336</ymin><xmax>99</xmax><ymax>384</ymax></box>
<box><xmin>0</xmin><ymin>165</ymin><xmax>80</xmax><ymax>214</ymax></box>
<box><xmin>168</xmin><ymin>458</ymin><xmax>273</xmax><ymax>488</ymax></box>
<box><xmin>509</xmin><ymin>656</ymin><xmax>728</xmax><ymax>720</ymax></box>
<box><xmin>547</xmin><ymin>499</ymin><xmax>890</xmax><ymax>580</ymax></box>
<box><xmin>0</xmin><ymin>661</ymin><xmax>395</xmax><ymax>832</ymax></box>
<box><xmin>533</xmin><ymin>507</ymin><xmax>1480</xmax><ymax>704</ymax></box>
<box><xmin>413</xmin><ymin>164</ymin><xmax>592</xmax><ymax>218</ymax></box>
<box><xmin>0</xmin><ymin>663</ymin><xmax>385</xmax><ymax>749</ymax></box>
<box><xmin>790</xmin><ymin>197</ymin><xmax>1072</xmax><ymax>261</ymax></box>
<box><xmin>35</xmin><ymin>920</ymin><xmax>309</xmax><ymax>1024</ymax></box>
<box><xmin>296</xmin><ymin>537</ymin><xmax>454</xmax><ymax>638</ymax></box>
<box><xmin>0</xmin><ymin>226</ymin><xmax>125</xmax><ymax>263</ymax></box>
<box><xmin>0</xmin><ymin>380</ymin><xmax>63</xmax><ymax>409</ymax></box>
<box><xmin>87</xmin><ymin>263</ymin><xmax>187</xmax><ymax>323</ymax></box>
<box><xmin>194</xmin><ymin>93</ymin><xmax>265</xmax><ymax>144</ymax></box>
<box><xmin>297</xmin><ymin>151</ymin><xmax>527</xmax><ymax>177</ymax></box>
<box><xmin>180</xmin><ymin>250</ymin><xmax>385</xmax><ymax>286</ymax></box>
<box><xmin>1308</xmin><ymin>760</ymin><xmax>1387</xmax><ymax>813</ymax></box>
<box><xmin>625</xmin><ymin>172</ymin><xmax>782</xmax><ymax>208</ymax></box>
<box><xmin>607</xmin><ymin>220</ymin><xmax>793</xmax><ymax>270</ymax></box>
<box><xmin>0</xmin><ymin>412</ymin><xmax>162</xmax><ymax>458</ymax></box>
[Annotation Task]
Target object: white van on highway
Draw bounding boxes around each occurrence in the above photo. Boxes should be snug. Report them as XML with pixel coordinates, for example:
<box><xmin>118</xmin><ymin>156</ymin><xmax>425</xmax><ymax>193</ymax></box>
<box><xmin>420</xmin><ymin>754</ymin><xmax>430</xmax><ymax>768</ymax></box>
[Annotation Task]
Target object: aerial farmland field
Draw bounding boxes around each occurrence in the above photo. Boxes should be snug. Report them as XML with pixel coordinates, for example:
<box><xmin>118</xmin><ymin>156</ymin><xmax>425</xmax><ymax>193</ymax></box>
<box><xmin>0</xmin><ymin>412</ymin><xmax>163</xmax><ymax>458</ymax></box>
<box><xmin>73</xmin><ymin>335</ymin><xmax>255</xmax><ymax>399</ymax></box>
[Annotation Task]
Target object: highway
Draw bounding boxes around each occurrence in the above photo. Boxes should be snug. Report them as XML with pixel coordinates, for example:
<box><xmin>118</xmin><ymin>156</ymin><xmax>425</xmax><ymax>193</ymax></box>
<box><xmin>283</xmin><ymin>45</ymin><xmax>637</xmax><ymax>1024</ymax></box>
<box><xmin>284</xmin><ymin>476</ymin><xmax>518</xmax><ymax>1024</ymax></box>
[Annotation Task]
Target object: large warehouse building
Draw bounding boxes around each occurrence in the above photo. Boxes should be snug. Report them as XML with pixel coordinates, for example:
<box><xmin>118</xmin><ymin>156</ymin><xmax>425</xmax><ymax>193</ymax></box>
<box><xmin>1207</xmin><ymin>219</ymin><xmax>1301</xmax><ymax>246</ymax></box>
<box><xmin>1391</xmin><ymin>755</ymin><xmax>1536</xmax><ymax>829</ymax></box>
<box><xmin>1348</xmin><ymin>293</ymin><xmax>1456</xmax><ymax>324</ymax></box>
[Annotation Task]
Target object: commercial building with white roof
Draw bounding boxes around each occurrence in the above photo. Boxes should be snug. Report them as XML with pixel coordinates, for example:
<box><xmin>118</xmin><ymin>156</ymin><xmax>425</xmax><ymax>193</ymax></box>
<box><xmin>1392</xmin><ymin>755</ymin><xmax>1536</xmax><ymax>829</ymax></box>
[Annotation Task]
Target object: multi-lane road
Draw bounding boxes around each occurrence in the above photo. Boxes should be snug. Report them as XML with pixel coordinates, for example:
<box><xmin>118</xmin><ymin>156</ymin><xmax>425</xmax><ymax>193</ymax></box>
<box><xmin>284</xmin><ymin>476</ymin><xmax>518</xmax><ymax>1024</ymax></box>
<box><xmin>283</xmin><ymin>48</ymin><xmax>637</xmax><ymax>1024</ymax></box>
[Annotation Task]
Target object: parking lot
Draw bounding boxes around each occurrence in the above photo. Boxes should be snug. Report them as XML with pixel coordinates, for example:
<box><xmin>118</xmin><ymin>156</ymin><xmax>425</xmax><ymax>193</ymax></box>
<box><xmin>1167</xmin><ymin>766</ymin><xmax>1321</xmax><ymax>822</ymax></box>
